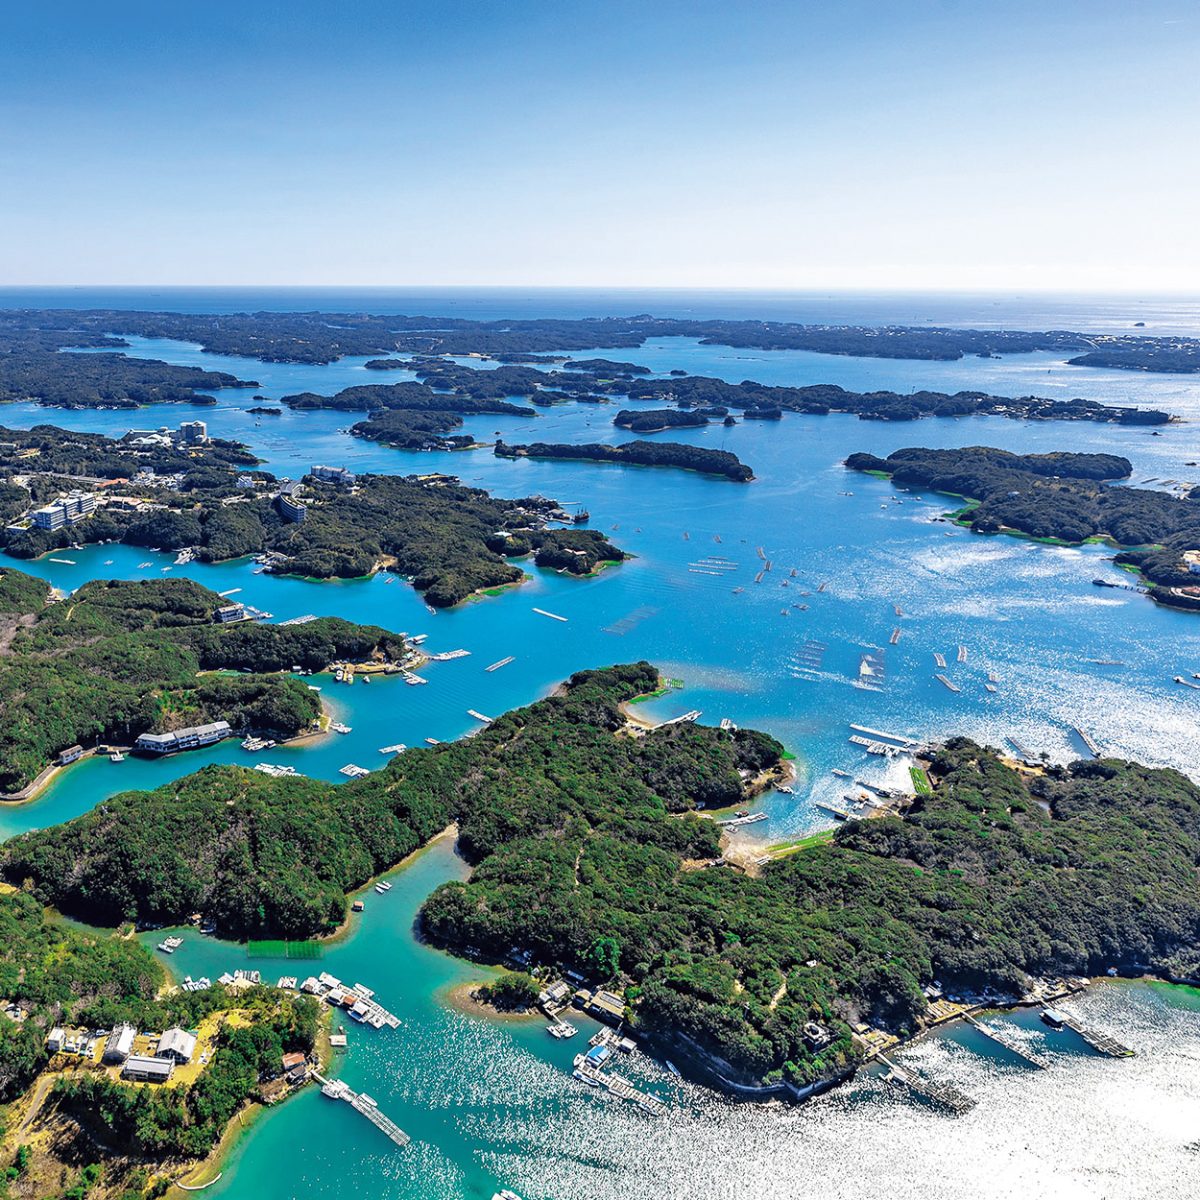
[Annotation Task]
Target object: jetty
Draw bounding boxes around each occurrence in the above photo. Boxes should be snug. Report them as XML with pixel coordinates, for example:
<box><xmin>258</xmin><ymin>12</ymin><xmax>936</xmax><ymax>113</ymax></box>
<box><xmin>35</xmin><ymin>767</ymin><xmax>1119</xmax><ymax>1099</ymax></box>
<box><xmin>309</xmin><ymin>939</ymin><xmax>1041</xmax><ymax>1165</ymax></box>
<box><xmin>935</xmin><ymin>673</ymin><xmax>961</xmax><ymax>693</ymax></box>
<box><xmin>813</xmin><ymin>800</ymin><xmax>851</xmax><ymax>820</ymax></box>
<box><xmin>848</xmin><ymin>724</ymin><xmax>918</xmax><ymax>750</ymax></box>
<box><xmin>1074</xmin><ymin>726</ymin><xmax>1102</xmax><ymax>758</ymax></box>
<box><xmin>1063</xmin><ymin>1017</ymin><xmax>1134</xmax><ymax>1058</ymax></box>
<box><xmin>719</xmin><ymin>811</ymin><xmax>768</xmax><ymax>827</ymax></box>
<box><xmin>467</xmin><ymin>710</ymin><xmax>494</xmax><ymax>724</ymax></box>
<box><xmin>849</xmin><ymin>734</ymin><xmax>903</xmax><ymax>757</ymax></box>
<box><xmin>962</xmin><ymin>1013</ymin><xmax>1047</xmax><ymax>1069</ymax></box>
<box><xmin>485</xmin><ymin>656</ymin><xmax>515</xmax><ymax>672</ymax></box>
<box><xmin>313</xmin><ymin>1073</ymin><xmax>410</xmax><ymax>1146</ymax></box>
<box><xmin>428</xmin><ymin>649</ymin><xmax>470</xmax><ymax>661</ymax></box>
<box><xmin>533</xmin><ymin>607</ymin><xmax>568</xmax><ymax>622</ymax></box>
<box><xmin>378</xmin><ymin>743</ymin><xmax>406</xmax><ymax>755</ymax></box>
<box><xmin>879</xmin><ymin>1055</ymin><xmax>975</xmax><ymax>1115</ymax></box>
<box><xmin>278</xmin><ymin>614</ymin><xmax>317</xmax><ymax>627</ymax></box>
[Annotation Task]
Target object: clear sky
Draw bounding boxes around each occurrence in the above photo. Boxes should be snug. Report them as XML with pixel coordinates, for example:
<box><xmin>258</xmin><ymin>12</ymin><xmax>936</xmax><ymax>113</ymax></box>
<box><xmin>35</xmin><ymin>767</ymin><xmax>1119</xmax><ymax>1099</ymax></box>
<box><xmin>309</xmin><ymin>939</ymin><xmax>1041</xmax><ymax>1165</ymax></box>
<box><xmin>1</xmin><ymin>0</ymin><xmax>1196</xmax><ymax>290</ymax></box>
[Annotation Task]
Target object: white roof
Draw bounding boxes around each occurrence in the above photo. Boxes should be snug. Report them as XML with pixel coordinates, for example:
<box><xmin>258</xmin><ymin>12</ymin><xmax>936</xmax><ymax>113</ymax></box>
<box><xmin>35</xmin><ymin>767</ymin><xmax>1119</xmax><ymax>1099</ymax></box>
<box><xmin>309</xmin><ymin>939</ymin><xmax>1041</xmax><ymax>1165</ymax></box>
<box><xmin>158</xmin><ymin>1027</ymin><xmax>197</xmax><ymax>1058</ymax></box>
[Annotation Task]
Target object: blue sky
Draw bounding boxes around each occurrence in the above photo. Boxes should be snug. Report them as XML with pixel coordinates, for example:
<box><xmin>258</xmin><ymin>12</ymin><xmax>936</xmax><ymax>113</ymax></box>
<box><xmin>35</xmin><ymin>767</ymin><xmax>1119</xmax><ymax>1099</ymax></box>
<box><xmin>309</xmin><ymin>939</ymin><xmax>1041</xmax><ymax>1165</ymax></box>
<box><xmin>1</xmin><ymin>0</ymin><xmax>1196</xmax><ymax>288</ymax></box>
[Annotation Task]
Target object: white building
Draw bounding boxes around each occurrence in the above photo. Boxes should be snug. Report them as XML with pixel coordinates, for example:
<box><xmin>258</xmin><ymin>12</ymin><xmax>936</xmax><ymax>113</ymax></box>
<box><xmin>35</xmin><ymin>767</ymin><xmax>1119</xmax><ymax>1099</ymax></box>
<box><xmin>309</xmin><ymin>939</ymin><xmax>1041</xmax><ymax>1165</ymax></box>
<box><xmin>103</xmin><ymin>1024</ymin><xmax>136</xmax><ymax>1064</ymax></box>
<box><xmin>157</xmin><ymin>1027</ymin><xmax>197</xmax><ymax>1064</ymax></box>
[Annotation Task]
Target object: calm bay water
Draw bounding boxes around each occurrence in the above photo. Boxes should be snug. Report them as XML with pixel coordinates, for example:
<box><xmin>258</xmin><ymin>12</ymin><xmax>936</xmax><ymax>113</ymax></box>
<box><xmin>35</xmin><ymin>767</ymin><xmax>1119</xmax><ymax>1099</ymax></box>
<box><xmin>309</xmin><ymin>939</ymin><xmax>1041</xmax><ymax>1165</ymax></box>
<box><xmin>3</xmin><ymin>292</ymin><xmax>1200</xmax><ymax>1197</ymax></box>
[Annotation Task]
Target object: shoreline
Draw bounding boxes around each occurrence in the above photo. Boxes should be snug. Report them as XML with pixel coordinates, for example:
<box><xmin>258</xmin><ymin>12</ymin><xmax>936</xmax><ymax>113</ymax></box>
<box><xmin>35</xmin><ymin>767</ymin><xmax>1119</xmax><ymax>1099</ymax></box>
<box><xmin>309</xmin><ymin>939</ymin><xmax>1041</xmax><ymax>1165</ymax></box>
<box><xmin>442</xmin><ymin>979</ymin><xmax>543</xmax><ymax>1023</ymax></box>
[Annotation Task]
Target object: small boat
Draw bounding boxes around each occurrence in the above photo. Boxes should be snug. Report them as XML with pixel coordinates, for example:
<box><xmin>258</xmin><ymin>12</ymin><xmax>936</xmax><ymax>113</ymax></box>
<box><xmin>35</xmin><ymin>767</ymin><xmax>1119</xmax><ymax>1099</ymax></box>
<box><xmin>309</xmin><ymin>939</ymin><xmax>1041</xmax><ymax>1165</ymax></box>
<box><xmin>374</xmin><ymin>881</ymin><xmax>393</xmax><ymax>894</ymax></box>
<box><xmin>493</xmin><ymin>1191</ymin><xmax>524</xmax><ymax>1200</ymax></box>
<box><xmin>109</xmin><ymin>751</ymin><xmax>125</xmax><ymax>763</ymax></box>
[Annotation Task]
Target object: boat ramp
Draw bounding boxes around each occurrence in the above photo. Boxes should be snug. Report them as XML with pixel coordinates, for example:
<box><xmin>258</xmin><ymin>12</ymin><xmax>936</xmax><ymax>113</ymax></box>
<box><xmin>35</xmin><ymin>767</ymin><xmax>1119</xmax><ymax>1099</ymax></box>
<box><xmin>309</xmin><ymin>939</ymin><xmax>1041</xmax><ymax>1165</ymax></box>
<box><xmin>313</xmin><ymin>1072</ymin><xmax>410</xmax><ymax>1147</ymax></box>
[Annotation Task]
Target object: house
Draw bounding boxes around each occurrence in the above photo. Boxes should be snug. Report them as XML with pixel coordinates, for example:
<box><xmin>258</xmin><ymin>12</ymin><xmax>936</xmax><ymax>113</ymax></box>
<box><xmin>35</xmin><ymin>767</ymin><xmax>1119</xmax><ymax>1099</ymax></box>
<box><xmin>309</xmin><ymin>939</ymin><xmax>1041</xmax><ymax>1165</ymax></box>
<box><xmin>585</xmin><ymin>990</ymin><xmax>626</xmax><ymax>1024</ymax></box>
<box><xmin>103</xmin><ymin>1024</ymin><xmax>136</xmax><ymax>1064</ymax></box>
<box><xmin>122</xmin><ymin>1055</ymin><xmax>175</xmax><ymax>1083</ymax></box>
<box><xmin>310</xmin><ymin>464</ymin><xmax>356</xmax><ymax>486</ymax></box>
<box><xmin>158</xmin><ymin>1027</ymin><xmax>197</xmax><ymax>1064</ymax></box>
<box><xmin>281</xmin><ymin>1050</ymin><xmax>308</xmax><ymax>1082</ymax></box>
<box><xmin>46</xmin><ymin>1027</ymin><xmax>66</xmax><ymax>1053</ymax></box>
<box><xmin>214</xmin><ymin>603</ymin><xmax>246</xmax><ymax>623</ymax></box>
<box><xmin>57</xmin><ymin>744</ymin><xmax>84</xmax><ymax>766</ymax></box>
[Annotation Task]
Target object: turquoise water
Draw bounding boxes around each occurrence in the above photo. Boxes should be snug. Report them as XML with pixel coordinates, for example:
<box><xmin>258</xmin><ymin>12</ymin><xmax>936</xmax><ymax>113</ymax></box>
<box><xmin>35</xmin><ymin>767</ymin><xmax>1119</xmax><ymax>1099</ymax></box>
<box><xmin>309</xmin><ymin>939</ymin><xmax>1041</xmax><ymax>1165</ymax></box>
<box><xmin>3</xmin><ymin>305</ymin><xmax>1200</xmax><ymax>1196</ymax></box>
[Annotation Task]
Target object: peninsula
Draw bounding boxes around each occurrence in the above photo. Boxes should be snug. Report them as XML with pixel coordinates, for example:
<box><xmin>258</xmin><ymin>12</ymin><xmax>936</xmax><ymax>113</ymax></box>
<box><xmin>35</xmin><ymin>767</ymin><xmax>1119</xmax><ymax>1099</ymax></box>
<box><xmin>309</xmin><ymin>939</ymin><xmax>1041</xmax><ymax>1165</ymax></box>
<box><xmin>6</xmin><ymin>665</ymin><xmax>1198</xmax><ymax>1100</ymax></box>
<box><xmin>0</xmin><ymin>424</ymin><xmax>625</xmax><ymax>606</ymax></box>
<box><xmin>0</xmin><ymin>569</ymin><xmax>413</xmax><ymax>794</ymax></box>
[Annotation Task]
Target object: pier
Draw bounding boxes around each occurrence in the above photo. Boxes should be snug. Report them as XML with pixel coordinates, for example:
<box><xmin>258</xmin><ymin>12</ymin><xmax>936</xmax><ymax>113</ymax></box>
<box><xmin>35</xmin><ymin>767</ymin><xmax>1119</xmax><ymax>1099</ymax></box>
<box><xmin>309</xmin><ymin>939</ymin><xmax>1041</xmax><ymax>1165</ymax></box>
<box><xmin>878</xmin><ymin>1056</ymin><xmax>976</xmax><ymax>1115</ymax></box>
<box><xmin>313</xmin><ymin>1073</ymin><xmax>410</xmax><ymax>1146</ymax></box>
<box><xmin>1063</xmin><ymin>1018</ymin><xmax>1134</xmax><ymax>1058</ymax></box>
<box><xmin>848</xmin><ymin>724</ymin><xmax>918</xmax><ymax>749</ymax></box>
<box><xmin>1074</xmin><ymin>726</ymin><xmax>1102</xmax><ymax>758</ymax></box>
<box><xmin>849</xmin><ymin>734</ymin><xmax>904</xmax><ymax>757</ymax></box>
<box><xmin>935</xmin><ymin>673</ymin><xmax>961</xmax><ymax>693</ymax></box>
<box><xmin>533</xmin><ymin>607</ymin><xmax>568</xmax><ymax>622</ymax></box>
<box><xmin>962</xmin><ymin>1014</ymin><xmax>1047</xmax><ymax>1069</ymax></box>
<box><xmin>467</xmin><ymin>710</ymin><xmax>494</xmax><ymax>724</ymax></box>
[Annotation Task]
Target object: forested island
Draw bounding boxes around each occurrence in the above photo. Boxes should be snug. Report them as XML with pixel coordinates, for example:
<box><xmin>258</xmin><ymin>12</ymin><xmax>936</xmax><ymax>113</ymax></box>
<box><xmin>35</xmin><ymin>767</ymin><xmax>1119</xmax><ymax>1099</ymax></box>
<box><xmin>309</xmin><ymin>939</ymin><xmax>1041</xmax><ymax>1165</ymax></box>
<box><xmin>846</xmin><ymin>446</ymin><xmax>1200</xmax><ymax>608</ymax></box>
<box><xmin>0</xmin><ymin>424</ymin><xmax>624</xmax><ymax>606</ymax></box>
<box><xmin>495</xmin><ymin>439</ymin><xmax>754</xmax><ymax>482</ymax></box>
<box><xmin>0</xmin><ymin>569</ymin><xmax>412</xmax><ymax>793</ymax></box>
<box><xmin>5</xmin><ymin>665</ymin><xmax>1198</xmax><ymax>1100</ymax></box>
<box><xmin>5</xmin><ymin>307</ymin><xmax>1196</xmax><ymax>373</ymax></box>
<box><xmin>612</xmin><ymin>408</ymin><xmax>708</xmax><ymax>432</ymax></box>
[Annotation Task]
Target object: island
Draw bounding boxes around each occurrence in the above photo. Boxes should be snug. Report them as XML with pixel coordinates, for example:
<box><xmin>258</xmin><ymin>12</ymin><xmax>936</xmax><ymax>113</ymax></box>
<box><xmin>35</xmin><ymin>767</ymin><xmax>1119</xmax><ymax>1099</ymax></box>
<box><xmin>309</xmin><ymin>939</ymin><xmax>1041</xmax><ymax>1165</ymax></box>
<box><xmin>845</xmin><ymin>446</ymin><xmax>1200</xmax><ymax>610</ymax></box>
<box><xmin>0</xmin><ymin>424</ymin><xmax>625</xmax><ymax>607</ymax></box>
<box><xmin>5</xmin><ymin>664</ymin><xmax>1198</xmax><ymax>1102</ymax></box>
<box><xmin>0</xmin><ymin>568</ymin><xmax>414</xmax><ymax>794</ymax></box>
<box><xmin>612</xmin><ymin>408</ymin><xmax>708</xmax><ymax>433</ymax></box>
<box><xmin>494</xmin><ymin>439</ymin><xmax>755</xmax><ymax>482</ymax></box>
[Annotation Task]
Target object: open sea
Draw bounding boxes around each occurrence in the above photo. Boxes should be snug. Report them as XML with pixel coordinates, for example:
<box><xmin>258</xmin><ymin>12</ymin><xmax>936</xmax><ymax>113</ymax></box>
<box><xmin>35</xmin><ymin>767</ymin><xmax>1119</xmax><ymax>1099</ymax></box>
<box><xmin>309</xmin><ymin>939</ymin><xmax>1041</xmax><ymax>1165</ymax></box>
<box><xmin>2</xmin><ymin>289</ymin><xmax>1199</xmax><ymax>1198</ymax></box>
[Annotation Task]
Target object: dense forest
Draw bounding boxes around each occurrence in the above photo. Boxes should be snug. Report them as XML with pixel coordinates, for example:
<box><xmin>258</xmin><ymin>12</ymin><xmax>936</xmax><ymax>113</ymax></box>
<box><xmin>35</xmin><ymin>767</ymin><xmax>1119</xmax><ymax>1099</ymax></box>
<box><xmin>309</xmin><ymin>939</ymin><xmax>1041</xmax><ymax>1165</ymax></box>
<box><xmin>846</xmin><ymin>446</ymin><xmax>1200</xmax><ymax>601</ymax></box>
<box><xmin>4</xmin><ymin>308</ymin><xmax>1193</xmax><ymax>374</ymax></box>
<box><xmin>0</xmin><ymin>570</ymin><xmax>408</xmax><ymax>791</ymax></box>
<box><xmin>495</xmin><ymin>440</ymin><xmax>754</xmax><ymax>482</ymax></box>
<box><xmin>7</xmin><ymin>667</ymin><xmax>1199</xmax><ymax>1095</ymax></box>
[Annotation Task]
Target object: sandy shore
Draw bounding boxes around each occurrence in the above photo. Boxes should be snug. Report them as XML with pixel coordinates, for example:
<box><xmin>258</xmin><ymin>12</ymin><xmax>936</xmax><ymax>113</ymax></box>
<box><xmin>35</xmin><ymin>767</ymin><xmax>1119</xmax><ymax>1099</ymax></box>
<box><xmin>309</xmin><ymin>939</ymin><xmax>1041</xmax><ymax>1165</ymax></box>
<box><xmin>442</xmin><ymin>979</ymin><xmax>542</xmax><ymax>1024</ymax></box>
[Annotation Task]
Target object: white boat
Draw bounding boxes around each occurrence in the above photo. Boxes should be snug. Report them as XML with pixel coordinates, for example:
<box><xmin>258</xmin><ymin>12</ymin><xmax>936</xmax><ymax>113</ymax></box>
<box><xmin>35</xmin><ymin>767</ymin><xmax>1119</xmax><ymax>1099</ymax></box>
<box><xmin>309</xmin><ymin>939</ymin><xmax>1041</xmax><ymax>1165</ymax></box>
<box><xmin>109</xmin><ymin>751</ymin><xmax>124</xmax><ymax>763</ymax></box>
<box><xmin>493</xmin><ymin>1192</ymin><xmax>523</xmax><ymax>1200</ymax></box>
<box><xmin>374</xmin><ymin>881</ymin><xmax>392</xmax><ymax>894</ymax></box>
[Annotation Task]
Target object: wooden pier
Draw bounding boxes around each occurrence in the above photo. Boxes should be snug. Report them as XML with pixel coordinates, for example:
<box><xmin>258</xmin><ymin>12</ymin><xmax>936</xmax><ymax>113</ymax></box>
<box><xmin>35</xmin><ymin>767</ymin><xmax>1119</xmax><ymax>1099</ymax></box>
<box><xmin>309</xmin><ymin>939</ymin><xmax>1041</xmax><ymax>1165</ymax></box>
<box><xmin>1063</xmin><ymin>1018</ymin><xmax>1134</xmax><ymax>1058</ymax></box>
<box><xmin>313</xmin><ymin>1073</ymin><xmax>410</xmax><ymax>1146</ymax></box>
<box><xmin>879</xmin><ymin>1055</ymin><xmax>976</xmax><ymax>1115</ymax></box>
<box><xmin>963</xmin><ymin>1013</ymin><xmax>1047</xmax><ymax>1069</ymax></box>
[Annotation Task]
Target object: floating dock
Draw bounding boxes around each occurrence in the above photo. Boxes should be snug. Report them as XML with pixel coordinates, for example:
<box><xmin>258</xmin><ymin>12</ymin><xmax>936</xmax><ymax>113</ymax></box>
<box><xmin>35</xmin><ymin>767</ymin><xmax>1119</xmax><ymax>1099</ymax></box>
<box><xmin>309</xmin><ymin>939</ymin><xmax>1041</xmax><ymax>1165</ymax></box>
<box><xmin>278</xmin><ymin>614</ymin><xmax>317</xmax><ymax>627</ymax></box>
<box><xmin>467</xmin><ymin>710</ymin><xmax>494</xmax><ymax>724</ymax></box>
<box><xmin>313</xmin><ymin>1073</ymin><xmax>410</xmax><ymax>1146</ymax></box>
<box><xmin>957</xmin><ymin>645</ymin><xmax>968</xmax><ymax>663</ymax></box>
<box><xmin>935</xmin><ymin>674</ymin><xmax>961</xmax><ymax>693</ymax></box>
<box><xmin>533</xmin><ymin>608</ymin><xmax>568</xmax><ymax>622</ymax></box>
<box><xmin>933</xmin><ymin>652</ymin><xmax>947</xmax><ymax>669</ymax></box>
<box><xmin>719</xmin><ymin>811</ymin><xmax>769</xmax><ymax>827</ymax></box>
<box><xmin>889</xmin><ymin>628</ymin><xmax>902</xmax><ymax>645</ymax></box>
<box><xmin>485</xmin><ymin>656</ymin><xmax>515</xmax><ymax>672</ymax></box>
